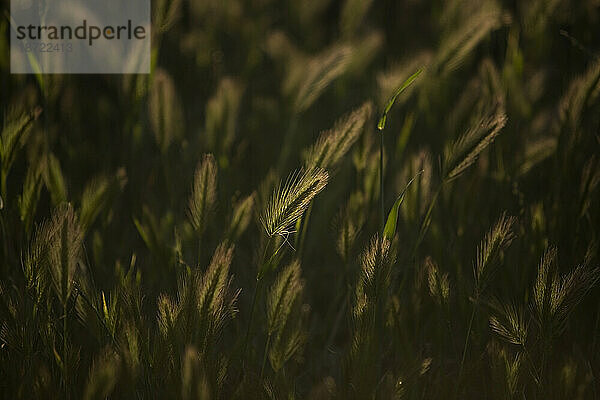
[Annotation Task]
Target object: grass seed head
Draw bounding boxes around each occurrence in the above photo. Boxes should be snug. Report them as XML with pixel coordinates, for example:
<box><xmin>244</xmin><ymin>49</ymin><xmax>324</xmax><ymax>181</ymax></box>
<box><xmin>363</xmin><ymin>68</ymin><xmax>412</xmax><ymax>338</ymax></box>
<box><xmin>188</xmin><ymin>154</ymin><xmax>218</xmax><ymax>234</ymax></box>
<box><xmin>261</xmin><ymin>168</ymin><xmax>328</xmax><ymax>238</ymax></box>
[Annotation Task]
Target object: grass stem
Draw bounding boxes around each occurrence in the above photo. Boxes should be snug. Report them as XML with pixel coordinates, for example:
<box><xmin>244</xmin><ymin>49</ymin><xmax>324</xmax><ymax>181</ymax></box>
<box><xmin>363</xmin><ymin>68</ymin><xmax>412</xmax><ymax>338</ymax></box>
<box><xmin>63</xmin><ymin>301</ymin><xmax>70</xmax><ymax>400</ymax></box>
<box><xmin>380</xmin><ymin>130</ymin><xmax>385</xmax><ymax>234</ymax></box>
<box><xmin>260</xmin><ymin>333</ymin><xmax>272</xmax><ymax>380</ymax></box>
<box><xmin>242</xmin><ymin>277</ymin><xmax>261</xmax><ymax>368</ymax></box>
<box><xmin>456</xmin><ymin>303</ymin><xmax>477</xmax><ymax>397</ymax></box>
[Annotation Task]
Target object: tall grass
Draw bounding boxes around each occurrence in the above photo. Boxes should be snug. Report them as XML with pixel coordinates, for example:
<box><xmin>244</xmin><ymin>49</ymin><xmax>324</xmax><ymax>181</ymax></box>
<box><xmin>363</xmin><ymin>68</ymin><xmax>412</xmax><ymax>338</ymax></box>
<box><xmin>1</xmin><ymin>0</ymin><xmax>600</xmax><ymax>399</ymax></box>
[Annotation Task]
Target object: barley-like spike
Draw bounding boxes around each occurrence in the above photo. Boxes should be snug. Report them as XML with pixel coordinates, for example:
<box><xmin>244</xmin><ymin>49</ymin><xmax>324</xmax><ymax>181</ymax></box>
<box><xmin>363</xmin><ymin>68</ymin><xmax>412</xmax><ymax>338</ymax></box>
<box><xmin>444</xmin><ymin>108</ymin><xmax>507</xmax><ymax>182</ymax></box>
<box><xmin>44</xmin><ymin>153</ymin><xmax>68</xmax><ymax>206</ymax></box>
<box><xmin>80</xmin><ymin>169</ymin><xmax>127</xmax><ymax>232</ymax></box>
<box><xmin>23</xmin><ymin>220</ymin><xmax>48</xmax><ymax>289</ymax></box>
<box><xmin>157</xmin><ymin>293</ymin><xmax>180</xmax><ymax>340</ymax></box>
<box><xmin>188</xmin><ymin>154</ymin><xmax>218</xmax><ymax>234</ymax></box>
<box><xmin>0</xmin><ymin>106</ymin><xmax>41</xmax><ymax>176</ymax></box>
<box><xmin>267</xmin><ymin>260</ymin><xmax>303</xmax><ymax>335</ymax></box>
<box><xmin>354</xmin><ymin>235</ymin><xmax>393</xmax><ymax>320</ymax></box>
<box><xmin>559</xmin><ymin>59</ymin><xmax>600</xmax><ymax>131</ymax></box>
<box><xmin>205</xmin><ymin>77</ymin><xmax>243</xmax><ymax>154</ymax></box>
<box><xmin>349</xmin><ymin>235</ymin><xmax>394</xmax><ymax>397</ymax></box>
<box><xmin>149</xmin><ymin>69</ymin><xmax>183</xmax><ymax>153</ymax></box>
<box><xmin>197</xmin><ymin>243</ymin><xmax>235</xmax><ymax>325</ymax></box>
<box><xmin>18</xmin><ymin>165</ymin><xmax>43</xmax><ymax>235</ymax></box>
<box><xmin>532</xmin><ymin>246</ymin><xmax>599</xmax><ymax>334</ymax></box>
<box><xmin>120</xmin><ymin>323</ymin><xmax>140</xmax><ymax>374</ymax></box>
<box><xmin>425</xmin><ymin>257</ymin><xmax>450</xmax><ymax>306</ymax></box>
<box><xmin>225</xmin><ymin>193</ymin><xmax>255</xmax><ymax>241</ymax></box>
<box><xmin>489</xmin><ymin>301</ymin><xmax>527</xmax><ymax>346</ymax></box>
<box><xmin>533</xmin><ymin>247</ymin><xmax>556</xmax><ymax>321</ymax></box>
<box><xmin>294</xmin><ymin>45</ymin><xmax>352</xmax><ymax>113</ymax></box>
<box><xmin>261</xmin><ymin>168</ymin><xmax>328</xmax><ymax>237</ymax></box>
<box><xmin>194</xmin><ymin>243</ymin><xmax>239</xmax><ymax>351</ymax></box>
<box><xmin>157</xmin><ymin>243</ymin><xmax>238</xmax><ymax>358</ymax></box>
<box><xmin>473</xmin><ymin>213</ymin><xmax>516</xmax><ymax>296</ymax></box>
<box><xmin>434</xmin><ymin>3</ymin><xmax>503</xmax><ymax>74</ymax></box>
<box><xmin>35</xmin><ymin>204</ymin><xmax>84</xmax><ymax>306</ymax></box>
<box><xmin>266</xmin><ymin>260</ymin><xmax>306</xmax><ymax>372</ymax></box>
<box><xmin>505</xmin><ymin>352</ymin><xmax>523</xmax><ymax>396</ymax></box>
<box><xmin>304</xmin><ymin>102</ymin><xmax>372</xmax><ymax>171</ymax></box>
<box><xmin>334</xmin><ymin>207</ymin><xmax>361</xmax><ymax>264</ymax></box>
<box><xmin>551</xmin><ymin>263</ymin><xmax>600</xmax><ymax>333</ymax></box>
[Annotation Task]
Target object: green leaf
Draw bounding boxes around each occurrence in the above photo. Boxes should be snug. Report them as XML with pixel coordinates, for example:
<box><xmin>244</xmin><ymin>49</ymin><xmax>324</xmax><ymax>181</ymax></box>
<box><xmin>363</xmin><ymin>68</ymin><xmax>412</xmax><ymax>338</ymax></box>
<box><xmin>377</xmin><ymin>68</ymin><xmax>423</xmax><ymax>131</ymax></box>
<box><xmin>383</xmin><ymin>170</ymin><xmax>423</xmax><ymax>240</ymax></box>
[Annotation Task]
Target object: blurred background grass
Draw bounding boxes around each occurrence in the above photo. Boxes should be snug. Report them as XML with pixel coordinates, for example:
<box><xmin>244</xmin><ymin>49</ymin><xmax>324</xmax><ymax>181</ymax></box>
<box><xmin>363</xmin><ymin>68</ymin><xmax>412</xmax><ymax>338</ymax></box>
<box><xmin>1</xmin><ymin>0</ymin><xmax>600</xmax><ymax>398</ymax></box>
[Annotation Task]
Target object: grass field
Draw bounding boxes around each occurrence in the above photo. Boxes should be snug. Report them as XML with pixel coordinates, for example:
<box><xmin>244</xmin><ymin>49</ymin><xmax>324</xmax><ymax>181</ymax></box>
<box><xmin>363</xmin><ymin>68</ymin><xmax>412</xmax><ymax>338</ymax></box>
<box><xmin>1</xmin><ymin>0</ymin><xmax>600</xmax><ymax>398</ymax></box>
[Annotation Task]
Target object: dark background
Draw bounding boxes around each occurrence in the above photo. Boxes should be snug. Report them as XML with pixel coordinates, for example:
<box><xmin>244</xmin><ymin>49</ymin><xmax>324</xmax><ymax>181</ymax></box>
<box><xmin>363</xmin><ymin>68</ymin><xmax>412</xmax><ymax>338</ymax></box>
<box><xmin>1</xmin><ymin>0</ymin><xmax>600</xmax><ymax>398</ymax></box>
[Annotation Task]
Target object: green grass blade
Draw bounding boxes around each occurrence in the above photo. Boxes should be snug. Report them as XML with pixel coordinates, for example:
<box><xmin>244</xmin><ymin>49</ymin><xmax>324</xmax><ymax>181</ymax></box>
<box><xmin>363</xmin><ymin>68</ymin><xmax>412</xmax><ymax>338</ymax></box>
<box><xmin>377</xmin><ymin>68</ymin><xmax>423</xmax><ymax>131</ymax></box>
<box><xmin>383</xmin><ymin>170</ymin><xmax>423</xmax><ymax>240</ymax></box>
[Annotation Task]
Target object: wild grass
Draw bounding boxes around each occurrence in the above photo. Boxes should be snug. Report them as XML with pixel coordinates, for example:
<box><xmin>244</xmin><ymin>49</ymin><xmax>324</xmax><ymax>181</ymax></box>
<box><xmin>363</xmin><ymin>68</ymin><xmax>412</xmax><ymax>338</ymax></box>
<box><xmin>1</xmin><ymin>0</ymin><xmax>600</xmax><ymax>399</ymax></box>
<box><xmin>260</xmin><ymin>168</ymin><xmax>328</xmax><ymax>240</ymax></box>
